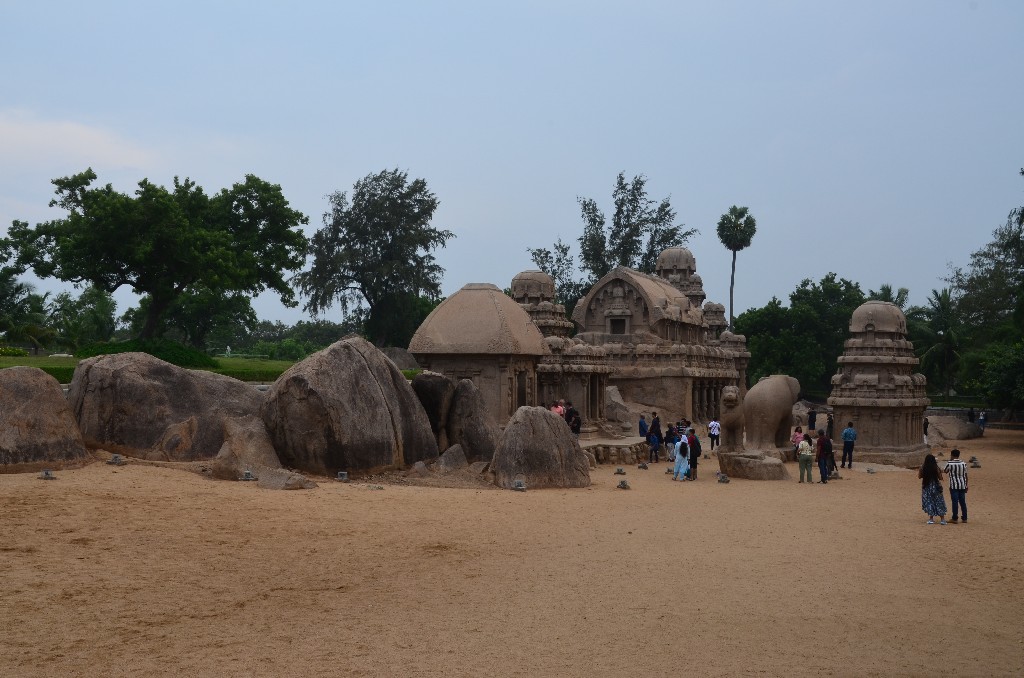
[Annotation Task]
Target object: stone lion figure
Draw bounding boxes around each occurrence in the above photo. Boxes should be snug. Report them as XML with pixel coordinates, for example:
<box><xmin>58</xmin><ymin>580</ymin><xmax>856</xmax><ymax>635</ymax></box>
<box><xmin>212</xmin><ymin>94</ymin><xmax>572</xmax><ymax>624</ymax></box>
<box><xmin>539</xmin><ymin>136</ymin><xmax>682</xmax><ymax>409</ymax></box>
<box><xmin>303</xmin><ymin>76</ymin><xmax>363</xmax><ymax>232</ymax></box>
<box><xmin>719</xmin><ymin>385</ymin><xmax>744</xmax><ymax>453</ymax></box>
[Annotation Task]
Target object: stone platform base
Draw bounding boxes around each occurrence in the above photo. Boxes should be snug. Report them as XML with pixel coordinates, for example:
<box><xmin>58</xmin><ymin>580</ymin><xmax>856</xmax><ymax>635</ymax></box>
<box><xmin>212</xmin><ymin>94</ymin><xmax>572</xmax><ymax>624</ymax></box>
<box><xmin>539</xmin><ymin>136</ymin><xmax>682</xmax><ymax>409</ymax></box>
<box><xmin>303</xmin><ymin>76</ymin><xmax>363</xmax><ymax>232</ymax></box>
<box><xmin>580</xmin><ymin>437</ymin><xmax>650</xmax><ymax>465</ymax></box>
<box><xmin>850</xmin><ymin>446</ymin><xmax>929</xmax><ymax>469</ymax></box>
<box><xmin>717</xmin><ymin>450</ymin><xmax>791</xmax><ymax>480</ymax></box>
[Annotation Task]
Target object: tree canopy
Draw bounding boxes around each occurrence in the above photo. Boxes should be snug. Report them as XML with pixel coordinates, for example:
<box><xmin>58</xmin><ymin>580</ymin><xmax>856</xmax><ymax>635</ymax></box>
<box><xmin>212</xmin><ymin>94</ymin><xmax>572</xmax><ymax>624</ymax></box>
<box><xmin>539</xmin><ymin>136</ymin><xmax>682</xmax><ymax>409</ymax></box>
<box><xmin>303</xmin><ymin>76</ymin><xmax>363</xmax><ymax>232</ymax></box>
<box><xmin>735</xmin><ymin>273</ymin><xmax>865</xmax><ymax>394</ymax></box>
<box><xmin>529</xmin><ymin>172</ymin><xmax>695</xmax><ymax>316</ymax></box>
<box><xmin>294</xmin><ymin>168</ymin><xmax>453</xmax><ymax>347</ymax></box>
<box><xmin>47</xmin><ymin>285</ymin><xmax>117</xmax><ymax>351</ymax></box>
<box><xmin>2</xmin><ymin>169</ymin><xmax>308</xmax><ymax>339</ymax></box>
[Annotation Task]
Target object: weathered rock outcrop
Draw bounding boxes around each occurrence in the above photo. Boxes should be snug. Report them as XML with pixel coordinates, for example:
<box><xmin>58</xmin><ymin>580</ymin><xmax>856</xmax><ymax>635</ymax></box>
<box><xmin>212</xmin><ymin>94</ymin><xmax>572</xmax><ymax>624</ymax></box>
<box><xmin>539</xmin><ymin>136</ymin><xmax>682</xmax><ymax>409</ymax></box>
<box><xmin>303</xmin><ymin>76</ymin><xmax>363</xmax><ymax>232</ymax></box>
<box><xmin>410</xmin><ymin>373</ymin><xmax>499</xmax><ymax>462</ymax></box>
<box><xmin>0</xmin><ymin>367</ymin><xmax>89</xmax><ymax>470</ymax></box>
<box><xmin>447</xmin><ymin>379</ymin><xmax>499</xmax><ymax>462</ymax></box>
<box><xmin>208</xmin><ymin>415</ymin><xmax>283</xmax><ymax>479</ymax></box>
<box><xmin>438</xmin><ymin>444</ymin><xmax>469</xmax><ymax>474</ymax></box>
<box><xmin>381</xmin><ymin>346</ymin><xmax>420</xmax><ymax>370</ymax></box>
<box><xmin>412</xmin><ymin>371</ymin><xmax>457</xmax><ymax>451</ymax></box>
<box><xmin>717</xmin><ymin>451</ymin><xmax>791</xmax><ymax>481</ymax></box>
<box><xmin>261</xmin><ymin>336</ymin><xmax>438</xmax><ymax>475</ymax></box>
<box><xmin>490</xmin><ymin>406</ymin><xmax>590</xmax><ymax>489</ymax></box>
<box><xmin>68</xmin><ymin>353</ymin><xmax>264</xmax><ymax>461</ymax></box>
<box><xmin>927</xmin><ymin>416</ymin><xmax>981</xmax><ymax>443</ymax></box>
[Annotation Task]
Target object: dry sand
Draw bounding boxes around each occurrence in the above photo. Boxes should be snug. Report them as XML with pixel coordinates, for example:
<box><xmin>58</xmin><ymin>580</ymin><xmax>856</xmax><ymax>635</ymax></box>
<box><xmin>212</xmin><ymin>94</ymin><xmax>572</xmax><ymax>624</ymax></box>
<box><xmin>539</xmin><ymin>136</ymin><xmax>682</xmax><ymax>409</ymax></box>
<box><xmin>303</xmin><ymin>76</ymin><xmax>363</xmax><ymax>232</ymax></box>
<box><xmin>2</xmin><ymin>430</ymin><xmax>1023</xmax><ymax>677</ymax></box>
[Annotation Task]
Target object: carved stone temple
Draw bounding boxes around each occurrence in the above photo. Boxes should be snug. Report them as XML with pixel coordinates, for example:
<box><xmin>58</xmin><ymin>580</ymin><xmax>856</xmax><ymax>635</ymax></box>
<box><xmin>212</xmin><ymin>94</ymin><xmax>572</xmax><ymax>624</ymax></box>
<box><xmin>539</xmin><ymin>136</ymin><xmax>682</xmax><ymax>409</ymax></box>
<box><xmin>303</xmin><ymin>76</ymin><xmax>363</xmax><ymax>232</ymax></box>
<box><xmin>828</xmin><ymin>300</ymin><xmax>930</xmax><ymax>467</ymax></box>
<box><xmin>408</xmin><ymin>247</ymin><xmax>751</xmax><ymax>433</ymax></box>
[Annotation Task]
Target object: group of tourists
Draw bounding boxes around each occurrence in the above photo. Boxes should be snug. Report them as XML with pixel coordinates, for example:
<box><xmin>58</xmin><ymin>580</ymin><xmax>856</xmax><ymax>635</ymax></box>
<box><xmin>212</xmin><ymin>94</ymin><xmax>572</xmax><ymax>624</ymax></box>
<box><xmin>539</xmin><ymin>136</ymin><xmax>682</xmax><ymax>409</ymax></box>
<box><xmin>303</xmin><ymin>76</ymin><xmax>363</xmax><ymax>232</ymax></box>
<box><xmin>790</xmin><ymin>420</ymin><xmax>858</xmax><ymax>484</ymax></box>
<box><xmin>634</xmin><ymin>403</ymin><xmax>977</xmax><ymax>524</ymax></box>
<box><xmin>638</xmin><ymin>412</ymin><xmax>706</xmax><ymax>481</ymax></box>
<box><xmin>918</xmin><ymin>449</ymin><xmax>969</xmax><ymax>524</ymax></box>
<box><xmin>548</xmin><ymin>399</ymin><xmax>582</xmax><ymax>437</ymax></box>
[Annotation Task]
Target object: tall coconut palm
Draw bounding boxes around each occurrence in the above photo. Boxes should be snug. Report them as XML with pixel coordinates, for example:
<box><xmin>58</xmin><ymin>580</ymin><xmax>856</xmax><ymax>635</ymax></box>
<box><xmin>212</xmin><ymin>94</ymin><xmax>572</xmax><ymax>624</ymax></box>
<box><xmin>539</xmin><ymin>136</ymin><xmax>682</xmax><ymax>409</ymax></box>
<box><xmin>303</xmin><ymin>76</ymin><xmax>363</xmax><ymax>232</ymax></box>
<box><xmin>716</xmin><ymin>205</ymin><xmax>757</xmax><ymax>330</ymax></box>
<box><xmin>868</xmin><ymin>283</ymin><xmax>910</xmax><ymax>311</ymax></box>
<box><xmin>908</xmin><ymin>288</ymin><xmax>963</xmax><ymax>396</ymax></box>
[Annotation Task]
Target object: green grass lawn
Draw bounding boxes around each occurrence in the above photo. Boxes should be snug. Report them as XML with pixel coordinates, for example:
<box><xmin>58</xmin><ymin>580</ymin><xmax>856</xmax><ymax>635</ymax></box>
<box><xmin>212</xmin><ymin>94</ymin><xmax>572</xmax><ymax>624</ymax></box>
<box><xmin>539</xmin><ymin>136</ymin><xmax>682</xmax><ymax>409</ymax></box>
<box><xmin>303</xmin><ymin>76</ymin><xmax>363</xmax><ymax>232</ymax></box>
<box><xmin>0</xmin><ymin>354</ymin><xmax>419</xmax><ymax>384</ymax></box>
<box><xmin>0</xmin><ymin>354</ymin><xmax>297</xmax><ymax>384</ymax></box>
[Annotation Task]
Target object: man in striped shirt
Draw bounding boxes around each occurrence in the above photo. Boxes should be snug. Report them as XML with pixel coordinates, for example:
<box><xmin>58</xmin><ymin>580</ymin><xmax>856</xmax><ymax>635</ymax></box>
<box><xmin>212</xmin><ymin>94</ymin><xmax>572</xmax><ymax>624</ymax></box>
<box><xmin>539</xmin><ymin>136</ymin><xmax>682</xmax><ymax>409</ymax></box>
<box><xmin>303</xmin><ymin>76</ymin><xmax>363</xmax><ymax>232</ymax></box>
<box><xmin>944</xmin><ymin>448</ymin><xmax>969</xmax><ymax>523</ymax></box>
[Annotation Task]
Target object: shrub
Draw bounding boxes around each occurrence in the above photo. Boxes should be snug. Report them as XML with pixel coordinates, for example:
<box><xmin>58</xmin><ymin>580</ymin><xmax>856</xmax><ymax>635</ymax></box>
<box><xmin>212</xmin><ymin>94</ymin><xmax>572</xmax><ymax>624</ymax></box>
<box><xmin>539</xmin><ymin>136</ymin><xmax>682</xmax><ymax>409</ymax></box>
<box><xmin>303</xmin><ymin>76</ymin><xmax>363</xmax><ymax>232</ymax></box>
<box><xmin>76</xmin><ymin>339</ymin><xmax>219</xmax><ymax>368</ymax></box>
<box><xmin>0</xmin><ymin>346</ymin><xmax>30</xmax><ymax>357</ymax></box>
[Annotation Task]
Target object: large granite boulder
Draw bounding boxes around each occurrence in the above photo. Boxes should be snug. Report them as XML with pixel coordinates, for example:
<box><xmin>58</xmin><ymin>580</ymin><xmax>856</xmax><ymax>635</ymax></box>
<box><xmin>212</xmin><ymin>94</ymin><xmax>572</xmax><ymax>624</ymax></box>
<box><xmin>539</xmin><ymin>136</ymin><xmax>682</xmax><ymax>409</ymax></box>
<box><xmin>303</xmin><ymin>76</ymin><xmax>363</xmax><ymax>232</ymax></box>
<box><xmin>68</xmin><ymin>353</ymin><xmax>264</xmax><ymax>461</ymax></box>
<box><xmin>0</xmin><ymin>367</ymin><xmax>90</xmax><ymax>470</ymax></box>
<box><xmin>448</xmin><ymin>379</ymin><xmax>499</xmax><ymax>462</ymax></box>
<box><xmin>438</xmin><ymin>444</ymin><xmax>469</xmax><ymax>474</ymax></box>
<box><xmin>411</xmin><ymin>371</ymin><xmax>457</xmax><ymax>451</ymax></box>
<box><xmin>717</xmin><ymin>451</ymin><xmax>791</xmax><ymax>481</ymax></box>
<box><xmin>261</xmin><ymin>336</ymin><xmax>438</xmax><ymax>475</ymax></box>
<box><xmin>208</xmin><ymin>415</ymin><xmax>283</xmax><ymax>480</ymax></box>
<box><xmin>381</xmin><ymin>346</ymin><xmax>420</xmax><ymax>370</ymax></box>
<box><xmin>490</xmin><ymin>406</ymin><xmax>590</xmax><ymax>490</ymax></box>
<box><xmin>927</xmin><ymin>416</ymin><xmax>981</xmax><ymax>442</ymax></box>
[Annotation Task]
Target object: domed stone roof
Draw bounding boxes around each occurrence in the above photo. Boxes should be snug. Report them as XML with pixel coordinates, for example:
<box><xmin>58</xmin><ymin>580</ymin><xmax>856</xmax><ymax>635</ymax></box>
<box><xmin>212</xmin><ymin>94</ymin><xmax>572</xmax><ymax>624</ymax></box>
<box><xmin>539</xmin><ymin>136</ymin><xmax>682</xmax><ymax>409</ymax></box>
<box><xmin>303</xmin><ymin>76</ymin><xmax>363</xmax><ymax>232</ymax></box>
<box><xmin>655</xmin><ymin>247</ymin><xmax>696</xmax><ymax>275</ymax></box>
<box><xmin>409</xmin><ymin>283</ymin><xmax>548</xmax><ymax>355</ymax></box>
<box><xmin>849</xmin><ymin>301</ymin><xmax>907</xmax><ymax>335</ymax></box>
<box><xmin>510</xmin><ymin>270</ymin><xmax>555</xmax><ymax>302</ymax></box>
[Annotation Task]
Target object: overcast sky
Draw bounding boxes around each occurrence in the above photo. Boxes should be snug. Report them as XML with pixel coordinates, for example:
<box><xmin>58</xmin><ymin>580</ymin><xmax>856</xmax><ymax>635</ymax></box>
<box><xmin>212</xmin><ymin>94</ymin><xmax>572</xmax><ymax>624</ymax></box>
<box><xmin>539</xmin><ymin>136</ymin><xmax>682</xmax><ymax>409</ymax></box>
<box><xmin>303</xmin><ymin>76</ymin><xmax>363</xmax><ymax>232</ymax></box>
<box><xmin>2</xmin><ymin>0</ymin><xmax>1022</xmax><ymax>328</ymax></box>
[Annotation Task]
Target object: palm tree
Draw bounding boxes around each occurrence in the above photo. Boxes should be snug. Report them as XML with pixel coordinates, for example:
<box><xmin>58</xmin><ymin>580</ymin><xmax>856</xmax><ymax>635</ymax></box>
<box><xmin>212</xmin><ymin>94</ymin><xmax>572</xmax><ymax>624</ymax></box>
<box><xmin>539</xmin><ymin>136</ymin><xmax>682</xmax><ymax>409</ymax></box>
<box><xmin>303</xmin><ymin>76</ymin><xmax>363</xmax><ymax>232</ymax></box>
<box><xmin>909</xmin><ymin>288</ymin><xmax>963</xmax><ymax>396</ymax></box>
<box><xmin>867</xmin><ymin>283</ymin><xmax>910</xmax><ymax>311</ymax></box>
<box><xmin>716</xmin><ymin>205</ymin><xmax>757</xmax><ymax>330</ymax></box>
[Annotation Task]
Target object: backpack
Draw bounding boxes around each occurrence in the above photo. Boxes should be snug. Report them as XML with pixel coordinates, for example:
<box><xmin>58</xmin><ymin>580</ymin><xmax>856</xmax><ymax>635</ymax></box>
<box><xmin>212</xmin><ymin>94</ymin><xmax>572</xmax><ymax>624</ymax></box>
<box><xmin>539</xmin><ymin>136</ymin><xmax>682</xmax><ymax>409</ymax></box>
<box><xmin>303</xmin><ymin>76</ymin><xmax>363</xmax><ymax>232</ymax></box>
<box><xmin>822</xmin><ymin>438</ymin><xmax>833</xmax><ymax>455</ymax></box>
<box><xmin>692</xmin><ymin>436</ymin><xmax>702</xmax><ymax>455</ymax></box>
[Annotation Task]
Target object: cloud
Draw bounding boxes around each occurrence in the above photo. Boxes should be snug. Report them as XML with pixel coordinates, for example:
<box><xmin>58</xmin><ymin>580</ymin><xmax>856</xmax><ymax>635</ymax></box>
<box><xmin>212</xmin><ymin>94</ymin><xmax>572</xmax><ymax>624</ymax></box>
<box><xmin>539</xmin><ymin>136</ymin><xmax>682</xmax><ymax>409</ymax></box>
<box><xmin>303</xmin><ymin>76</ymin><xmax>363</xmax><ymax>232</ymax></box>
<box><xmin>0</xmin><ymin>109</ymin><xmax>157</xmax><ymax>171</ymax></box>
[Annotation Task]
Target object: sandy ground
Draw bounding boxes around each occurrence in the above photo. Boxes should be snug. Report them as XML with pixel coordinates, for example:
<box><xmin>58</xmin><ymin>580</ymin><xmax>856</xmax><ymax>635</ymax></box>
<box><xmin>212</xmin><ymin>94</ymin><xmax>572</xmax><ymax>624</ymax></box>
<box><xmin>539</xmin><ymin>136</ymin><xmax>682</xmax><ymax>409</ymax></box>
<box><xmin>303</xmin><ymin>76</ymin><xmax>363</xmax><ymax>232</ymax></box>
<box><xmin>2</xmin><ymin>431</ymin><xmax>1023</xmax><ymax>677</ymax></box>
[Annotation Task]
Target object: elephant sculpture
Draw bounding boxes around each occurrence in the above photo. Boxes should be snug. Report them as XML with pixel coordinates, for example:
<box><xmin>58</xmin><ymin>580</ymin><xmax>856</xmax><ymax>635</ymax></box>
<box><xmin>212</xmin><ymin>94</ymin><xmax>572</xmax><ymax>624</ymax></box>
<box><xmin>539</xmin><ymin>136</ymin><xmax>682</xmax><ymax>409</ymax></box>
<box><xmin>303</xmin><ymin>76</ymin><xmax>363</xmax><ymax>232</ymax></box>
<box><xmin>744</xmin><ymin>374</ymin><xmax>801</xmax><ymax>451</ymax></box>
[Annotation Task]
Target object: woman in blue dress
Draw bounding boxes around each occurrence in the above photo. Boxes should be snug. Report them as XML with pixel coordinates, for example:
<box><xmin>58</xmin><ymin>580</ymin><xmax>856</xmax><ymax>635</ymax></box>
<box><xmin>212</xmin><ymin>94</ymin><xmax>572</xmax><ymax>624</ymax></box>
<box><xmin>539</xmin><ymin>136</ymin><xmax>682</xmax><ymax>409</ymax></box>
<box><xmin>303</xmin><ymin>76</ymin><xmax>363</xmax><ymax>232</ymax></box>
<box><xmin>672</xmin><ymin>437</ymin><xmax>689</xmax><ymax>481</ymax></box>
<box><xmin>918</xmin><ymin>453</ymin><xmax>947</xmax><ymax>524</ymax></box>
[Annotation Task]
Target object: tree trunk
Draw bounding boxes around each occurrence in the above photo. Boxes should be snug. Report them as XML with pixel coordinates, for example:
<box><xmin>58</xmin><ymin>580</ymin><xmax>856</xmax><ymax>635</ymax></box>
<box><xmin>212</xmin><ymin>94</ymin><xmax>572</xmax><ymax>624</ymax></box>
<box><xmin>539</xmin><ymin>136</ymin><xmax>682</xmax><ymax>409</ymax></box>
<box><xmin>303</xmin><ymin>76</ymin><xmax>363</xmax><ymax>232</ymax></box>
<box><xmin>729</xmin><ymin>250</ymin><xmax>738</xmax><ymax>331</ymax></box>
<box><xmin>138</xmin><ymin>297</ymin><xmax>172</xmax><ymax>340</ymax></box>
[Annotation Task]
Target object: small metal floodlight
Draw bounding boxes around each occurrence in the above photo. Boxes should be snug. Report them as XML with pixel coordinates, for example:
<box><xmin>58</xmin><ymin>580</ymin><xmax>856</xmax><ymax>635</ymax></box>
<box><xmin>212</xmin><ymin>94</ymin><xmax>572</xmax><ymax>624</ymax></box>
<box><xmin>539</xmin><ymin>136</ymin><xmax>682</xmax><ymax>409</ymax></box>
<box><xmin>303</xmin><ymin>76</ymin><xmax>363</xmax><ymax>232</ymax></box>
<box><xmin>617</xmin><ymin>479</ymin><xmax>630</xmax><ymax>490</ymax></box>
<box><xmin>337</xmin><ymin>471</ymin><xmax>349</xmax><ymax>482</ymax></box>
<box><xmin>107</xmin><ymin>454</ymin><xmax>125</xmax><ymax>466</ymax></box>
<box><xmin>40</xmin><ymin>469</ymin><xmax>56</xmax><ymax>480</ymax></box>
<box><xmin>240</xmin><ymin>469</ymin><xmax>257</xmax><ymax>481</ymax></box>
<box><xmin>614</xmin><ymin>467</ymin><xmax>626</xmax><ymax>475</ymax></box>
<box><xmin>513</xmin><ymin>479</ymin><xmax>526</xmax><ymax>491</ymax></box>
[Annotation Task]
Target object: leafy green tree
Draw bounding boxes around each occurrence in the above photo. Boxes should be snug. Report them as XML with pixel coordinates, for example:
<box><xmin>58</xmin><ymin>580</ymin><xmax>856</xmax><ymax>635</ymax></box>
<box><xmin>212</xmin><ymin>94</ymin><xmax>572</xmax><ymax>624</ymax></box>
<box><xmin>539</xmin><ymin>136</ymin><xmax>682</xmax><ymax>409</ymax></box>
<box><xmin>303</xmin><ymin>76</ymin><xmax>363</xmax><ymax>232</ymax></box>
<box><xmin>295</xmin><ymin>169</ymin><xmax>453</xmax><ymax>347</ymax></box>
<box><xmin>735</xmin><ymin>273</ymin><xmax>864</xmax><ymax>394</ymax></box>
<box><xmin>529</xmin><ymin>172</ymin><xmax>695</xmax><ymax>317</ymax></box>
<box><xmin>3</xmin><ymin>169</ymin><xmax>308</xmax><ymax>339</ymax></box>
<box><xmin>733</xmin><ymin>297</ymin><xmax>823</xmax><ymax>387</ymax></box>
<box><xmin>47</xmin><ymin>285</ymin><xmax>117</xmax><ymax>350</ymax></box>
<box><xmin>949</xmin><ymin>167</ymin><xmax>1024</xmax><ymax>343</ymax></box>
<box><xmin>288</xmin><ymin>319</ymin><xmax>349</xmax><ymax>351</ymax></box>
<box><xmin>576</xmin><ymin>172</ymin><xmax>695</xmax><ymax>280</ymax></box>
<box><xmin>163</xmin><ymin>288</ymin><xmax>256</xmax><ymax>350</ymax></box>
<box><xmin>716</xmin><ymin>205</ymin><xmax>757</xmax><ymax>330</ymax></box>
<box><xmin>978</xmin><ymin>340</ymin><xmax>1024</xmax><ymax>415</ymax></box>
<box><xmin>526</xmin><ymin>238</ymin><xmax>589</xmax><ymax>315</ymax></box>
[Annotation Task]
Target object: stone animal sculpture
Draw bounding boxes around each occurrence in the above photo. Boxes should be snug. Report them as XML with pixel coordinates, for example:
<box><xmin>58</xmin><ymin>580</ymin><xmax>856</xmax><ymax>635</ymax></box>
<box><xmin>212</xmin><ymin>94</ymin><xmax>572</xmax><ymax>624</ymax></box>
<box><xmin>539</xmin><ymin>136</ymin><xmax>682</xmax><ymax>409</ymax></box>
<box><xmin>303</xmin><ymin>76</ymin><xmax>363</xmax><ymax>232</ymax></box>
<box><xmin>743</xmin><ymin>375</ymin><xmax>801</xmax><ymax>451</ymax></box>
<box><xmin>718</xmin><ymin>385</ymin><xmax>744</xmax><ymax>453</ymax></box>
